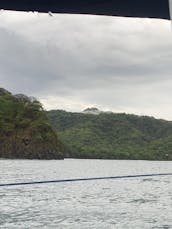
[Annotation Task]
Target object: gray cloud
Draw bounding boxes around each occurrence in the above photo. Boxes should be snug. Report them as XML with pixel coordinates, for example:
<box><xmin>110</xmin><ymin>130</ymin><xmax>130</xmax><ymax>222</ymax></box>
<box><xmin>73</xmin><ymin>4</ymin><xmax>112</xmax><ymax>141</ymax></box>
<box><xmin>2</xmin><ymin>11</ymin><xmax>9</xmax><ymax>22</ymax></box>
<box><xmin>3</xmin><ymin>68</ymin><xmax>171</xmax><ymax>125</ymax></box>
<box><xmin>0</xmin><ymin>11</ymin><xmax>172</xmax><ymax>119</ymax></box>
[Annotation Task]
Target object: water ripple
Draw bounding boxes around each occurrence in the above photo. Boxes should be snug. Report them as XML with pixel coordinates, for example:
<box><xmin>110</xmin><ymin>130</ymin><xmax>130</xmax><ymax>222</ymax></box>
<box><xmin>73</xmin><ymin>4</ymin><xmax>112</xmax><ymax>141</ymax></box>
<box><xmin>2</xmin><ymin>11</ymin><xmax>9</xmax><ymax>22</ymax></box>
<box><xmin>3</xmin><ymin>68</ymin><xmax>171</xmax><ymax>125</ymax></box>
<box><xmin>1</xmin><ymin>159</ymin><xmax>172</xmax><ymax>228</ymax></box>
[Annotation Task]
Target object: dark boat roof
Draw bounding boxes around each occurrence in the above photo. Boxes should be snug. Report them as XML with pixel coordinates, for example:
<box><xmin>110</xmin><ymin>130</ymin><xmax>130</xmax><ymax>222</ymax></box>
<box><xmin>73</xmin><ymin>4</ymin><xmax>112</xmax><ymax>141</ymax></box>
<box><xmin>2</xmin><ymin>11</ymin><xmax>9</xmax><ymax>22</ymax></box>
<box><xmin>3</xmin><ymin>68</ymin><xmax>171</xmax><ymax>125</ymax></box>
<box><xmin>0</xmin><ymin>0</ymin><xmax>170</xmax><ymax>20</ymax></box>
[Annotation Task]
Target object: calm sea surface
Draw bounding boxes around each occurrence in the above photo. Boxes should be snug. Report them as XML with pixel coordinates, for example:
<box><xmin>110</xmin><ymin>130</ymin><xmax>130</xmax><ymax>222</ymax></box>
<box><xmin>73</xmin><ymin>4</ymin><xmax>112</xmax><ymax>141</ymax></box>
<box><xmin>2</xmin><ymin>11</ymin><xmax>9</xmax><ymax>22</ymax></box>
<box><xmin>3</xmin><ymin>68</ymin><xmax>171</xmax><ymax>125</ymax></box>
<box><xmin>0</xmin><ymin>159</ymin><xmax>172</xmax><ymax>229</ymax></box>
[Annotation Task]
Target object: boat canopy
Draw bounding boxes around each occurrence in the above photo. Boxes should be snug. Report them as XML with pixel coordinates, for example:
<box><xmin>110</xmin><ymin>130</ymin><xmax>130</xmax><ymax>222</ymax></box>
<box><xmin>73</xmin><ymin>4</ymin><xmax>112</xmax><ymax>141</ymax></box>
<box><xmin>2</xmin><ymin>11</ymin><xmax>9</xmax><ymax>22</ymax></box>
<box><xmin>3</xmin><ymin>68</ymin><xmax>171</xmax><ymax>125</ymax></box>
<box><xmin>0</xmin><ymin>0</ymin><xmax>171</xmax><ymax>20</ymax></box>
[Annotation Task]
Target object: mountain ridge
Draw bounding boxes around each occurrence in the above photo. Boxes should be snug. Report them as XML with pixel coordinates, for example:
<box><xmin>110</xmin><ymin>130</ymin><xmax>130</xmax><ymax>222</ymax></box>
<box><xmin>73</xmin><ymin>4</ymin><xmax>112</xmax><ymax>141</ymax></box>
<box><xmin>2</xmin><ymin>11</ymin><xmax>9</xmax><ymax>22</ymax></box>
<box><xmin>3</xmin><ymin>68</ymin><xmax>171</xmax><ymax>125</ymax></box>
<box><xmin>47</xmin><ymin>109</ymin><xmax>172</xmax><ymax>160</ymax></box>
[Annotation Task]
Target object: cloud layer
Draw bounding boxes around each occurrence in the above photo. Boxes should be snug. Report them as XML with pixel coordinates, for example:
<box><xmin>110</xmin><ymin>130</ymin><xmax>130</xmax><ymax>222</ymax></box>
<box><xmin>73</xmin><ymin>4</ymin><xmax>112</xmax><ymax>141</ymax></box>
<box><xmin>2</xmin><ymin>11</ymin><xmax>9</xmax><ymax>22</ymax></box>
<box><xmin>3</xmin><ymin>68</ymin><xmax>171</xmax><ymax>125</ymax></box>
<box><xmin>0</xmin><ymin>11</ymin><xmax>172</xmax><ymax>119</ymax></box>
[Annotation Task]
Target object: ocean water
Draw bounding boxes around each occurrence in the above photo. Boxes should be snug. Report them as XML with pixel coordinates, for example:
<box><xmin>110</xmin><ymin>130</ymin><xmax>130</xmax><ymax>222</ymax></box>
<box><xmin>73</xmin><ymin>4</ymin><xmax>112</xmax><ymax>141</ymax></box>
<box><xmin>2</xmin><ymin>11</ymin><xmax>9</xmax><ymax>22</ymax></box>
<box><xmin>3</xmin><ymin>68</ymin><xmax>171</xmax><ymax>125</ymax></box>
<box><xmin>0</xmin><ymin>159</ymin><xmax>172</xmax><ymax>229</ymax></box>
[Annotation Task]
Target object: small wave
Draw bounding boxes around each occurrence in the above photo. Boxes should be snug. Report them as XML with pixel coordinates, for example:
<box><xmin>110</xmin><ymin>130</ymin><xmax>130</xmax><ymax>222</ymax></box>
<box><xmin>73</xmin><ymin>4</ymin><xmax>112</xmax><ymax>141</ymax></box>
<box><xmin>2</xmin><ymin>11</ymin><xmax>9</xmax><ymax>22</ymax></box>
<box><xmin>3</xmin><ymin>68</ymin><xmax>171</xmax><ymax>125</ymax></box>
<box><xmin>127</xmin><ymin>198</ymin><xmax>156</xmax><ymax>204</ymax></box>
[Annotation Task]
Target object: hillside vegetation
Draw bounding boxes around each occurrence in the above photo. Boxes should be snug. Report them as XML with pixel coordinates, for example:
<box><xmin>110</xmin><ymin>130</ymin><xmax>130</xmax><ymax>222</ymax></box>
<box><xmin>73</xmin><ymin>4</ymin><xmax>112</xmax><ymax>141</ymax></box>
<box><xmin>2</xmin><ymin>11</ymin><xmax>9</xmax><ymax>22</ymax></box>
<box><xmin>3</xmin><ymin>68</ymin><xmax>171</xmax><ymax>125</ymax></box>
<box><xmin>0</xmin><ymin>88</ymin><xmax>64</xmax><ymax>159</ymax></box>
<box><xmin>47</xmin><ymin>110</ymin><xmax>172</xmax><ymax>160</ymax></box>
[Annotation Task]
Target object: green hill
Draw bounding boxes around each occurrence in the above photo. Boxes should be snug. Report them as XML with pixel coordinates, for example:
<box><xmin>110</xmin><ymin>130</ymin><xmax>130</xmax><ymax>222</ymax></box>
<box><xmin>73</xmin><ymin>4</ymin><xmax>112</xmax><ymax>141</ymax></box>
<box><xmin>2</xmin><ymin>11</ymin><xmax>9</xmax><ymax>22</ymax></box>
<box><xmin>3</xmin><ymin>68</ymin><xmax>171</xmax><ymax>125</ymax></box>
<box><xmin>0</xmin><ymin>88</ymin><xmax>64</xmax><ymax>159</ymax></box>
<box><xmin>47</xmin><ymin>109</ymin><xmax>172</xmax><ymax>160</ymax></box>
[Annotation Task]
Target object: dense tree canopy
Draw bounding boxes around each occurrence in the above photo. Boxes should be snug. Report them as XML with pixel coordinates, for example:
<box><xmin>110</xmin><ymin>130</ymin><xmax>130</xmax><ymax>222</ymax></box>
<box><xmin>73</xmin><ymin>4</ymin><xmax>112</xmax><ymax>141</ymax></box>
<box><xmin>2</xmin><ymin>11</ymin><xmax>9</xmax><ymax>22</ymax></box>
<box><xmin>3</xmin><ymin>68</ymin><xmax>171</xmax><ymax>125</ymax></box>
<box><xmin>1</xmin><ymin>87</ymin><xmax>172</xmax><ymax>160</ymax></box>
<box><xmin>47</xmin><ymin>110</ymin><xmax>172</xmax><ymax>160</ymax></box>
<box><xmin>0</xmin><ymin>88</ymin><xmax>64</xmax><ymax>159</ymax></box>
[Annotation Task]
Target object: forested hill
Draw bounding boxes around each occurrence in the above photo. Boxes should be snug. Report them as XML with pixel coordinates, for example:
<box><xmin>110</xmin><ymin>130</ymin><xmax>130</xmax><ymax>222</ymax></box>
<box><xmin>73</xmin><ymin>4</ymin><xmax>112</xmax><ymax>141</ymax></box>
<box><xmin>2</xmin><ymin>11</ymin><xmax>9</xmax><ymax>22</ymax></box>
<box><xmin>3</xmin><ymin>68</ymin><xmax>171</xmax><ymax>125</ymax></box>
<box><xmin>47</xmin><ymin>109</ymin><xmax>172</xmax><ymax>160</ymax></box>
<box><xmin>0</xmin><ymin>88</ymin><xmax>64</xmax><ymax>159</ymax></box>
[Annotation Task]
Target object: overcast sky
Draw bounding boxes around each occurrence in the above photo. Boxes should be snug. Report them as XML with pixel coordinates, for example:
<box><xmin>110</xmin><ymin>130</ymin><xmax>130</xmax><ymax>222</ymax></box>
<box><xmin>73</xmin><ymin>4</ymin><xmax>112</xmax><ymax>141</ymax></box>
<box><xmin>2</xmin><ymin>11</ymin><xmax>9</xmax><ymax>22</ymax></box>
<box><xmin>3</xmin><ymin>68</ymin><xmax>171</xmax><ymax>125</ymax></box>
<box><xmin>0</xmin><ymin>10</ymin><xmax>172</xmax><ymax>120</ymax></box>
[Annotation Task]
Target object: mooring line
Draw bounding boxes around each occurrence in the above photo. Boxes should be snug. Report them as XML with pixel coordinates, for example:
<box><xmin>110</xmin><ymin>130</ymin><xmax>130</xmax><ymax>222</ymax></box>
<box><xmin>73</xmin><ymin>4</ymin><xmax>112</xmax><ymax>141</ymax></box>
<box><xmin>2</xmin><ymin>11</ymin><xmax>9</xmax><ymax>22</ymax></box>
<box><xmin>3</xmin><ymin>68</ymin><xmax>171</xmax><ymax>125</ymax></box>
<box><xmin>0</xmin><ymin>173</ymin><xmax>172</xmax><ymax>187</ymax></box>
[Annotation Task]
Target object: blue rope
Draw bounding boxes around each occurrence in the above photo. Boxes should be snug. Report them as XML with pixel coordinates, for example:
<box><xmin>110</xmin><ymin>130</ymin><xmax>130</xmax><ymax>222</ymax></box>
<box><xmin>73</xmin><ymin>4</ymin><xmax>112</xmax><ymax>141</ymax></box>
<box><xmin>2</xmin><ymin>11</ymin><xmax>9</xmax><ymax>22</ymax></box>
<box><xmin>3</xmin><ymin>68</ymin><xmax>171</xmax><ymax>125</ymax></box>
<box><xmin>0</xmin><ymin>173</ymin><xmax>172</xmax><ymax>187</ymax></box>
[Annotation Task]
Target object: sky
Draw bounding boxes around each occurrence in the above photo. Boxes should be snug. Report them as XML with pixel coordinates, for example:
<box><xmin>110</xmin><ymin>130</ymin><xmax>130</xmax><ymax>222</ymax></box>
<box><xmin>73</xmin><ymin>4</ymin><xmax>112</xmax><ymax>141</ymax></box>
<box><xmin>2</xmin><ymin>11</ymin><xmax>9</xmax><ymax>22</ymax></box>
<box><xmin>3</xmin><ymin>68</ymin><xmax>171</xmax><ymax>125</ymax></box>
<box><xmin>0</xmin><ymin>10</ymin><xmax>172</xmax><ymax>120</ymax></box>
